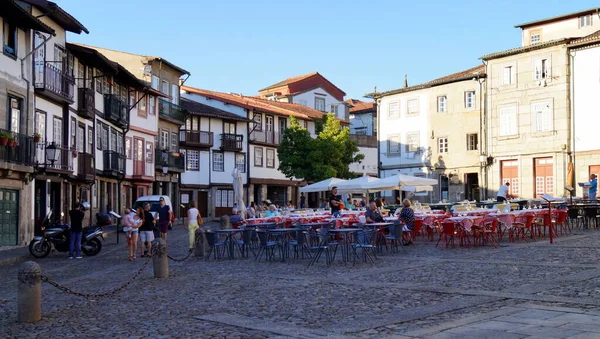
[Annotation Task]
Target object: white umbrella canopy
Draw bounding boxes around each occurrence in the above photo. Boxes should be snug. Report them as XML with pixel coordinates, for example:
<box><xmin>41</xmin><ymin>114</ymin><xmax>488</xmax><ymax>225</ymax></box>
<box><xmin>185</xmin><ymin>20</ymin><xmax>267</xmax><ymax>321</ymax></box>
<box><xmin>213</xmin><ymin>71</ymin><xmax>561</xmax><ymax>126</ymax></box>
<box><xmin>300</xmin><ymin>177</ymin><xmax>346</xmax><ymax>193</ymax></box>
<box><xmin>335</xmin><ymin>176</ymin><xmax>380</xmax><ymax>193</ymax></box>
<box><xmin>232</xmin><ymin>168</ymin><xmax>246</xmax><ymax>218</ymax></box>
<box><xmin>363</xmin><ymin>174</ymin><xmax>437</xmax><ymax>192</ymax></box>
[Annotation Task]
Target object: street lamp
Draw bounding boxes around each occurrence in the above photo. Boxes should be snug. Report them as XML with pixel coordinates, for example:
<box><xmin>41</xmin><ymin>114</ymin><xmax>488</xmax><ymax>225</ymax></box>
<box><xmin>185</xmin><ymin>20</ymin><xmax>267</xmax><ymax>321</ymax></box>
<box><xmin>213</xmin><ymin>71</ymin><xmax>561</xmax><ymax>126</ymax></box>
<box><xmin>45</xmin><ymin>141</ymin><xmax>59</xmax><ymax>166</ymax></box>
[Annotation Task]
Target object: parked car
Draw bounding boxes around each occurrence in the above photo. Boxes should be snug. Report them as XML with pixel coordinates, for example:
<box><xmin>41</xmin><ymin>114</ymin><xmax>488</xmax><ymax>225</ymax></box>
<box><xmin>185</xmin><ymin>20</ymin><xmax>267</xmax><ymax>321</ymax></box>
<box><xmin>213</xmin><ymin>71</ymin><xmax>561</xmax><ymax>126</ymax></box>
<box><xmin>133</xmin><ymin>195</ymin><xmax>173</xmax><ymax>220</ymax></box>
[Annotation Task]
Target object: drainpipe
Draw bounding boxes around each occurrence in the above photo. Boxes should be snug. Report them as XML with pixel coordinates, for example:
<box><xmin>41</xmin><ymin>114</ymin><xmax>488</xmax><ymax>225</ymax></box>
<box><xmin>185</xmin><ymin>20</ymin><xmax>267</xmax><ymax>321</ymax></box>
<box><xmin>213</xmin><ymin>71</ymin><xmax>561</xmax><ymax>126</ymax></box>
<box><xmin>568</xmin><ymin>50</ymin><xmax>575</xmax><ymax>197</ymax></box>
<box><xmin>21</xmin><ymin>33</ymin><xmax>51</xmax><ymax>138</ymax></box>
<box><xmin>482</xmin><ymin>59</ymin><xmax>489</xmax><ymax>200</ymax></box>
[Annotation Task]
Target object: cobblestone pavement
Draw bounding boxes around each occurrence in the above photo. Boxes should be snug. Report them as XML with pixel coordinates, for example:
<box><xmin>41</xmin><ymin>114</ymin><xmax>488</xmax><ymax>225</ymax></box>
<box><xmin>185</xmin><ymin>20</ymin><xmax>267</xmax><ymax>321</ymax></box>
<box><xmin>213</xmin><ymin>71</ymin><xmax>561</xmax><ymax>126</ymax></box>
<box><xmin>3</xmin><ymin>225</ymin><xmax>600</xmax><ymax>338</ymax></box>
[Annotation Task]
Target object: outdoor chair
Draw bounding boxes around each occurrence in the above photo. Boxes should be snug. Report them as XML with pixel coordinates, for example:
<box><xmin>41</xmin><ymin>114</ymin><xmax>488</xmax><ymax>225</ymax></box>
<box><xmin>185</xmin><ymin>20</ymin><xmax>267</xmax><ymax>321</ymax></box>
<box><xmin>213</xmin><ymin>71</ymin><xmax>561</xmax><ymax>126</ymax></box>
<box><xmin>306</xmin><ymin>227</ymin><xmax>336</xmax><ymax>267</ymax></box>
<box><xmin>351</xmin><ymin>229</ymin><xmax>378</xmax><ymax>265</ymax></box>
<box><xmin>567</xmin><ymin>207</ymin><xmax>583</xmax><ymax>229</ymax></box>
<box><xmin>383</xmin><ymin>223</ymin><xmax>407</xmax><ymax>254</ymax></box>
<box><xmin>287</xmin><ymin>226</ymin><xmax>311</xmax><ymax>260</ymax></box>
<box><xmin>236</xmin><ymin>227</ymin><xmax>256</xmax><ymax>258</ymax></box>
<box><xmin>205</xmin><ymin>231</ymin><xmax>227</xmax><ymax>260</ymax></box>
<box><xmin>255</xmin><ymin>230</ymin><xmax>279</xmax><ymax>262</ymax></box>
<box><xmin>436</xmin><ymin>220</ymin><xmax>458</xmax><ymax>248</ymax></box>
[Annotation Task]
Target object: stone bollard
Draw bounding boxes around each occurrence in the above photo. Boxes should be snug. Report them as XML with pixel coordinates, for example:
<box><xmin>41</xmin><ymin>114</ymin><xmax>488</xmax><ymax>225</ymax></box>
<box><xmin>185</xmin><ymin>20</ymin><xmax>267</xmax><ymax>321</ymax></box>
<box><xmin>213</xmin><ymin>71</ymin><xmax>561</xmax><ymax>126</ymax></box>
<box><xmin>151</xmin><ymin>238</ymin><xmax>168</xmax><ymax>279</ymax></box>
<box><xmin>220</xmin><ymin>215</ymin><xmax>230</xmax><ymax>229</ymax></box>
<box><xmin>18</xmin><ymin>261</ymin><xmax>42</xmax><ymax>323</ymax></box>
<box><xmin>194</xmin><ymin>229</ymin><xmax>205</xmax><ymax>257</ymax></box>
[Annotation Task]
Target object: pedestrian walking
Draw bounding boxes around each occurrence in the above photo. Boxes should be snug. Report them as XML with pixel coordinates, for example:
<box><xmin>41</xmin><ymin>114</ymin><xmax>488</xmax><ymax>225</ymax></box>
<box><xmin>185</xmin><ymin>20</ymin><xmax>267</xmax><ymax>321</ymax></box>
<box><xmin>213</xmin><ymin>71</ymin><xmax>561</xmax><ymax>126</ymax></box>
<box><xmin>122</xmin><ymin>208</ymin><xmax>134</xmax><ymax>259</ymax></box>
<box><xmin>184</xmin><ymin>201</ymin><xmax>203</xmax><ymax>251</ymax></box>
<box><xmin>140</xmin><ymin>202</ymin><xmax>155</xmax><ymax>257</ymax></box>
<box><xmin>68</xmin><ymin>202</ymin><xmax>85</xmax><ymax>259</ymax></box>
<box><xmin>157</xmin><ymin>197</ymin><xmax>171</xmax><ymax>240</ymax></box>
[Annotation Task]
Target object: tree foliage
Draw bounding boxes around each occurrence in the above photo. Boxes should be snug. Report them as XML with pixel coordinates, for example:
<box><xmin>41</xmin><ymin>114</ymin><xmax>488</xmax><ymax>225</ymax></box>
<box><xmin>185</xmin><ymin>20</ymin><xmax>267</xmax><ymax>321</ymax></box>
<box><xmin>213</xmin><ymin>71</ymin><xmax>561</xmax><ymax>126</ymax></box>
<box><xmin>278</xmin><ymin>114</ymin><xmax>364</xmax><ymax>182</ymax></box>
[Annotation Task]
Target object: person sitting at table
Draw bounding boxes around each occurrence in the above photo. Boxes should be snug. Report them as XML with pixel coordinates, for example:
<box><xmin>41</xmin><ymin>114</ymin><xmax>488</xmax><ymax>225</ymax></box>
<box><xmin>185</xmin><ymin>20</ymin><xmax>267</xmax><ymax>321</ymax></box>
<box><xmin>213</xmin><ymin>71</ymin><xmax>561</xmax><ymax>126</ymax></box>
<box><xmin>399</xmin><ymin>199</ymin><xmax>415</xmax><ymax>245</ymax></box>
<box><xmin>265</xmin><ymin>204</ymin><xmax>279</xmax><ymax>217</ymax></box>
<box><xmin>247</xmin><ymin>202</ymin><xmax>256</xmax><ymax>218</ymax></box>
<box><xmin>395</xmin><ymin>196</ymin><xmax>402</xmax><ymax>205</ymax></box>
<box><xmin>319</xmin><ymin>199</ymin><xmax>327</xmax><ymax>209</ymax></box>
<box><xmin>365</xmin><ymin>201</ymin><xmax>385</xmax><ymax>223</ymax></box>
<box><xmin>375</xmin><ymin>197</ymin><xmax>383</xmax><ymax>208</ymax></box>
<box><xmin>230</xmin><ymin>208</ymin><xmax>244</xmax><ymax>227</ymax></box>
<box><xmin>360</xmin><ymin>196</ymin><xmax>367</xmax><ymax>208</ymax></box>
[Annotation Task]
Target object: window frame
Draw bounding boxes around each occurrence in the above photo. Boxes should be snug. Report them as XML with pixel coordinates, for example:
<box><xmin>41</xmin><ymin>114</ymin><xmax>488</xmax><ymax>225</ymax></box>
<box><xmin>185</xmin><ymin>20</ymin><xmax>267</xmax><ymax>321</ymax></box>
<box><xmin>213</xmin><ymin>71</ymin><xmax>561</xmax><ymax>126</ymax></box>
<box><xmin>138</xmin><ymin>92</ymin><xmax>147</xmax><ymax>117</ymax></box>
<box><xmin>466</xmin><ymin>133</ymin><xmax>478</xmax><ymax>151</ymax></box>
<box><xmin>213</xmin><ymin>151</ymin><xmax>225</xmax><ymax>171</ymax></box>
<box><xmin>406</xmin><ymin>98</ymin><xmax>419</xmax><ymax>116</ymax></box>
<box><xmin>580</xmin><ymin>14</ymin><xmax>592</xmax><ymax>28</ymax></box>
<box><xmin>235</xmin><ymin>153</ymin><xmax>246</xmax><ymax>173</ymax></box>
<box><xmin>253</xmin><ymin>113</ymin><xmax>262</xmax><ymax>131</ymax></box>
<box><xmin>3</xmin><ymin>20</ymin><xmax>18</xmax><ymax>58</ymax></box>
<box><xmin>315</xmin><ymin>97</ymin><xmax>326</xmax><ymax>112</ymax></box>
<box><xmin>254</xmin><ymin>147</ymin><xmax>263</xmax><ymax>167</ymax></box>
<box><xmin>387</xmin><ymin>134</ymin><xmax>401</xmax><ymax>155</ymax></box>
<box><xmin>465</xmin><ymin>91</ymin><xmax>476</xmax><ymax>109</ymax></box>
<box><xmin>8</xmin><ymin>96</ymin><xmax>22</xmax><ymax>134</ymax></box>
<box><xmin>185</xmin><ymin>150</ymin><xmax>199</xmax><ymax>170</ymax></box>
<box><xmin>125</xmin><ymin>136</ymin><xmax>132</xmax><ymax>159</ymax></box>
<box><xmin>437</xmin><ymin>137</ymin><xmax>449</xmax><ymax>154</ymax></box>
<box><xmin>499</xmin><ymin>105</ymin><xmax>518</xmax><ymax>137</ymax></box>
<box><xmin>266</xmin><ymin>148</ymin><xmax>275</xmax><ymax>168</ymax></box>
<box><xmin>531</xmin><ymin>101</ymin><xmax>553</xmax><ymax>133</ymax></box>
<box><xmin>388</xmin><ymin>101</ymin><xmax>400</xmax><ymax>117</ymax></box>
<box><xmin>406</xmin><ymin>132</ymin><xmax>420</xmax><ymax>153</ymax></box>
<box><xmin>437</xmin><ymin>96</ymin><xmax>447</xmax><ymax>113</ymax></box>
<box><xmin>145</xmin><ymin>141</ymin><xmax>153</xmax><ymax>163</ymax></box>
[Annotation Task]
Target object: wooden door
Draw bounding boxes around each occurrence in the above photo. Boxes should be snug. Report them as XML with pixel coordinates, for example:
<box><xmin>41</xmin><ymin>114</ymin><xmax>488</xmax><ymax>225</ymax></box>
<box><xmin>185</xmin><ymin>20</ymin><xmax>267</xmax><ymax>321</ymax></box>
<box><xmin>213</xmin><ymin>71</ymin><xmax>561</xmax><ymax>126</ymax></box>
<box><xmin>534</xmin><ymin>157</ymin><xmax>553</xmax><ymax>197</ymax></box>
<box><xmin>197</xmin><ymin>191</ymin><xmax>208</xmax><ymax>218</ymax></box>
<box><xmin>589</xmin><ymin>166</ymin><xmax>600</xmax><ymax>179</ymax></box>
<box><xmin>0</xmin><ymin>189</ymin><xmax>18</xmax><ymax>246</ymax></box>
<box><xmin>501</xmin><ymin>160</ymin><xmax>519</xmax><ymax>198</ymax></box>
<box><xmin>133</xmin><ymin>137</ymin><xmax>144</xmax><ymax>175</ymax></box>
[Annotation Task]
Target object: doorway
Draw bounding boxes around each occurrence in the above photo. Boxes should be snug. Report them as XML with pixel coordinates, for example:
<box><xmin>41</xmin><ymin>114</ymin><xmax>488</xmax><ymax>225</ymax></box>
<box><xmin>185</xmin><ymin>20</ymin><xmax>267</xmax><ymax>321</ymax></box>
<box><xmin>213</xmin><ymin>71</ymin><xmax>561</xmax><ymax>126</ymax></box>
<box><xmin>0</xmin><ymin>189</ymin><xmax>19</xmax><ymax>246</ymax></box>
<box><xmin>464</xmin><ymin>173</ymin><xmax>479</xmax><ymax>201</ymax></box>
<box><xmin>197</xmin><ymin>191</ymin><xmax>208</xmax><ymax>218</ymax></box>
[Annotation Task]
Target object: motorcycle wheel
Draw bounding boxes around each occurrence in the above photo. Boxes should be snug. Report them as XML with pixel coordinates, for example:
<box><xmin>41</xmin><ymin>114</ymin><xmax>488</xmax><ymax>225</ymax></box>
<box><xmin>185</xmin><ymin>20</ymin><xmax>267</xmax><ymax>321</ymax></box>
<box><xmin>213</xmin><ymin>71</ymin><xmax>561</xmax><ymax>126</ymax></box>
<box><xmin>29</xmin><ymin>240</ymin><xmax>51</xmax><ymax>258</ymax></box>
<box><xmin>82</xmin><ymin>238</ymin><xmax>102</xmax><ymax>256</ymax></box>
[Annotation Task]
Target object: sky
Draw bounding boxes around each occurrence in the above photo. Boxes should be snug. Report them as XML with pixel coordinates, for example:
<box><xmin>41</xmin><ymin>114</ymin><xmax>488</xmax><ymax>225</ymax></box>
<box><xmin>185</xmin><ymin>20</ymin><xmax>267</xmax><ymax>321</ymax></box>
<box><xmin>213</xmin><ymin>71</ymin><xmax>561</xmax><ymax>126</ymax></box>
<box><xmin>59</xmin><ymin>0</ymin><xmax>600</xmax><ymax>100</ymax></box>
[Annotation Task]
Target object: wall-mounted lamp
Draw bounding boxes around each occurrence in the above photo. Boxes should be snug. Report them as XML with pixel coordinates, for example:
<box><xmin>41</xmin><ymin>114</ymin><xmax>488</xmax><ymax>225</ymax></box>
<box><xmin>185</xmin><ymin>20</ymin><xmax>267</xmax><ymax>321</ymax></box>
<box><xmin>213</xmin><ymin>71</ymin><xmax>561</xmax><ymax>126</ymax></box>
<box><xmin>431</xmin><ymin>131</ymin><xmax>435</xmax><ymax>139</ymax></box>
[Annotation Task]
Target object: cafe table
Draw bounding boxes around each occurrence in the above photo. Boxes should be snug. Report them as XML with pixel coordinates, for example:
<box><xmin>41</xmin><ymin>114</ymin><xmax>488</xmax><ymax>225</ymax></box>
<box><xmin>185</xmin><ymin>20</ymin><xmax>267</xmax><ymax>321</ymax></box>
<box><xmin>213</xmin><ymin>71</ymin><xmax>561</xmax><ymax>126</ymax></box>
<box><xmin>215</xmin><ymin>228</ymin><xmax>242</xmax><ymax>259</ymax></box>
<box><xmin>361</xmin><ymin>222</ymin><xmax>393</xmax><ymax>253</ymax></box>
<box><xmin>328</xmin><ymin>228</ymin><xmax>362</xmax><ymax>263</ymax></box>
<box><xmin>267</xmin><ymin>228</ymin><xmax>300</xmax><ymax>262</ymax></box>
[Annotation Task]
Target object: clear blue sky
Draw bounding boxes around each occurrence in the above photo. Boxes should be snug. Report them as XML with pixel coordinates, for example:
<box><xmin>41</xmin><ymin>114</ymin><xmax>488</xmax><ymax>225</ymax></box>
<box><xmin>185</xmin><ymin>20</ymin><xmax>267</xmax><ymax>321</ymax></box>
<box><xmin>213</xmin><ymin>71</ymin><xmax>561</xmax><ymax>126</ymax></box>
<box><xmin>59</xmin><ymin>0</ymin><xmax>600</xmax><ymax>100</ymax></box>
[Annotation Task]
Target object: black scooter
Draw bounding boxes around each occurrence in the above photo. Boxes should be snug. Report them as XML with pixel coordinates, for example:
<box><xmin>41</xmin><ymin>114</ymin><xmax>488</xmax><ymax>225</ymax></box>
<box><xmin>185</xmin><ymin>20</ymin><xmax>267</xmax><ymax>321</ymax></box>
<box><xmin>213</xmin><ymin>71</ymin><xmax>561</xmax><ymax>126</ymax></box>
<box><xmin>29</xmin><ymin>210</ymin><xmax>106</xmax><ymax>258</ymax></box>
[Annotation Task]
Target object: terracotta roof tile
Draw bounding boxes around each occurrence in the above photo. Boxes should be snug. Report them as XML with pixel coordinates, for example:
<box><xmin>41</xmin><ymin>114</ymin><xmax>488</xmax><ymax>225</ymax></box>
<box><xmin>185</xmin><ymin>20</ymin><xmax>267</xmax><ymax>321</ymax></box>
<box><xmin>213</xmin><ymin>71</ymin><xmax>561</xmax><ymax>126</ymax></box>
<box><xmin>480</xmin><ymin>39</ymin><xmax>569</xmax><ymax>60</ymax></box>
<box><xmin>569</xmin><ymin>29</ymin><xmax>600</xmax><ymax>46</ymax></box>
<box><xmin>345</xmin><ymin>99</ymin><xmax>375</xmax><ymax>113</ymax></box>
<box><xmin>181</xmin><ymin>99</ymin><xmax>250</xmax><ymax>122</ymax></box>
<box><xmin>259</xmin><ymin>72</ymin><xmax>318</xmax><ymax>91</ymax></box>
<box><xmin>515</xmin><ymin>7</ymin><xmax>600</xmax><ymax>28</ymax></box>
<box><xmin>368</xmin><ymin>65</ymin><xmax>486</xmax><ymax>98</ymax></box>
<box><xmin>181</xmin><ymin>86</ymin><xmax>325</xmax><ymax>120</ymax></box>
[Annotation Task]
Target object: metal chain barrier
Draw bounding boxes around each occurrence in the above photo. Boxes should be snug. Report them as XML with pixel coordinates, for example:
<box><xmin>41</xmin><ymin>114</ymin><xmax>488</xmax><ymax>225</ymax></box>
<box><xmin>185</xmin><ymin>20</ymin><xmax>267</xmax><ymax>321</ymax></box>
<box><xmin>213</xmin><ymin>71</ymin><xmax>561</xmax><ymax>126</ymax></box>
<box><xmin>40</xmin><ymin>248</ymin><xmax>156</xmax><ymax>300</ymax></box>
<box><xmin>166</xmin><ymin>231</ymin><xmax>202</xmax><ymax>262</ymax></box>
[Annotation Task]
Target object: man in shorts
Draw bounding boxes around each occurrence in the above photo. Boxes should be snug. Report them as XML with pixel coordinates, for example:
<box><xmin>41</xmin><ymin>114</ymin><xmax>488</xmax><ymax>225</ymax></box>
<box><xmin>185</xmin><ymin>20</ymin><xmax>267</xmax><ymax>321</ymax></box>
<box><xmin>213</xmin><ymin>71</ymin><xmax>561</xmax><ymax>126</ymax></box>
<box><xmin>139</xmin><ymin>202</ymin><xmax>156</xmax><ymax>257</ymax></box>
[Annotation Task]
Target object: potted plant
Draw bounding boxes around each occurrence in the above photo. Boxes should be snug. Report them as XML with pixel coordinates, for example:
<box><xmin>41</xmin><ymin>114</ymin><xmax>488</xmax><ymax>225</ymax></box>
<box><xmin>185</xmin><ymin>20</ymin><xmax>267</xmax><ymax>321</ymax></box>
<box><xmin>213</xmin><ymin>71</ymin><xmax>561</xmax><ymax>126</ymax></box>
<box><xmin>7</xmin><ymin>133</ymin><xmax>17</xmax><ymax>147</ymax></box>
<box><xmin>33</xmin><ymin>133</ymin><xmax>41</xmax><ymax>143</ymax></box>
<box><xmin>0</xmin><ymin>131</ymin><xmax>10</xmax><ymax>146</ymax></box>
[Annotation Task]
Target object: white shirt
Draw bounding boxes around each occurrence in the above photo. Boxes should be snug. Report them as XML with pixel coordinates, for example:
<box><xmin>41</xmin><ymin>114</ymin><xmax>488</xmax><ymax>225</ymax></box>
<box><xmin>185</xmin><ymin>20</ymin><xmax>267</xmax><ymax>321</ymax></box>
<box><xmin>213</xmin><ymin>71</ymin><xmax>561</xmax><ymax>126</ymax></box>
<box><xmin>497</xmin><ymin>184</ymin><xmax>509</xmax><ymax>198</ymax></box>
<box><xmin>188</xmin><ymin>208</ymin><xmax>199</xmax><ymax>223</ymax></box>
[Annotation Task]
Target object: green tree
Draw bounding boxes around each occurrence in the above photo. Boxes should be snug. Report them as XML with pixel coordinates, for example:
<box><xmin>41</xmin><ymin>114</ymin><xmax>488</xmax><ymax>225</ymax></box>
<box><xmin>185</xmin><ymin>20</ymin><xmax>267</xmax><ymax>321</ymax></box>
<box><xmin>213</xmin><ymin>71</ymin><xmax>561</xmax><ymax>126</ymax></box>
<box><xmin>278</xmin><ymin>114</ymin><xmax>364</xmax><ymax>182</ymax></box>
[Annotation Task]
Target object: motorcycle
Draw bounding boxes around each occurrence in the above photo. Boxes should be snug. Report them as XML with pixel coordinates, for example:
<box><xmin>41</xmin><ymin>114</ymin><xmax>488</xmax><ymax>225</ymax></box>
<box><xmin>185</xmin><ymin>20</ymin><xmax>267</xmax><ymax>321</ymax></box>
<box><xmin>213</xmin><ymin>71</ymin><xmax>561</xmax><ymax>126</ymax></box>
<box><xmin>29</xmin><ymin>206</ymin><xmax>107</xmax><ymax>258</ymax></box>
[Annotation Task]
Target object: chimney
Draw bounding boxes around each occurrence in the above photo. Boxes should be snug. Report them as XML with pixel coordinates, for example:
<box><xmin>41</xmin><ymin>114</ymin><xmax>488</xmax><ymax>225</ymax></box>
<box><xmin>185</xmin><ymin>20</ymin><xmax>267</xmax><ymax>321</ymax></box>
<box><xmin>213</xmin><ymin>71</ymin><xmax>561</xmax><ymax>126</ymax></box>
<box><xmin>404</xmin><ymin>74</ymin><xmax>408</xmax><ymax>88</ymax></box>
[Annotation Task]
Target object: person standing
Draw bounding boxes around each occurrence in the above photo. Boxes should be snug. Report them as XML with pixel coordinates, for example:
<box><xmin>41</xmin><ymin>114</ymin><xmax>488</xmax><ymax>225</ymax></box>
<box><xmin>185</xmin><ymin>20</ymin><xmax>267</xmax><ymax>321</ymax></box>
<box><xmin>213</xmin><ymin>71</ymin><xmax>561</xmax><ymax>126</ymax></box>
<box><xmin>589</xmin><ymin>174</ymin><xmax>598</xmax><ymax>200</ymax></box>
<box><xmin>497</xmin><ymin>182</ymin><xmax>511</xmax><ymax>202</ymax></box>
<box><xmin>140</xmin><ymin>202</ymin><xmax>155</xmax><ymax>257</ymax></box>
<box><xmin>184</xmin><ymin>201</ymin><xmax>202</xmax><ymax>251</ymax></box>
<box><xmin>246</xmin><ymin>202</ymin><xmax>256</xmax><ymax>219</ymax></box>
<box><xmin>300</xmin><ymin>192</ymin><xmax>306</xmax><ymax>209</ymax></box>
<box><xmin>329</xmin><ymin>186</ymin><xmax>342</xmax><ymax>217</ymax></box>
<box><xmin>157</xmin><ymin>197</ymin><xmax>171</xmax><ymax>240</ymax></box>
<box><xmin>68</xmin><ymin>202</ymin><xmax>85</xmax><ymax>259</ymax></box>
<box><xmin>129</xmin><ymin>208</ymin><xmax>143</xmax><ymax>261</ymax></box>
<box><xmin>122</xmin><ymin>208</ymin><xmax>134</xmax><ymax>259</ymax></box>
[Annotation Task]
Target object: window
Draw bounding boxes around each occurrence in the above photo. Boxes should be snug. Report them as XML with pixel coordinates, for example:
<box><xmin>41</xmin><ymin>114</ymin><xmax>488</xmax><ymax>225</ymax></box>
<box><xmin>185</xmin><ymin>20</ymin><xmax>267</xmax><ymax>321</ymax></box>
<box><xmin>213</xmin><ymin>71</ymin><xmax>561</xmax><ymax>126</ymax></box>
<box><xmin>70</xmin><ymin>118</ymin><xmax>76</xmax><ymax>149</ymax></box>
<box><xmin>77</xmin><ymin>63</ymin><xmax>85</xmax><ymax>88</ymax></box>
<box><xmin>406</xmin><ymin>132</ymin><xmax>420</xmax><ymax>153</ymax></box>
<box><xmin>151</xmin><ymin>75</ymin><xmax>159</xmax><ymax>90</ymax></box>
<box><xmin>160</xmin><ymin>130</ymin><xmax>169</xmax><ymax>150</ymax></box>
<box><xmin>3</xmin><ymin>21</ymin><xmax>17</xmax><ymax>58</ymax></box>
<box><xmin>213</xmin><ymin>152</ymin><xmax>224</xmax><ymax>171</ymax></box>
<box><xmin>171</xmin><ymin>84</ymin><xmax>179</xmax><ymax>104</ymax></box>
<box><xmin>529</xmin><ymin>29</ymin><xmax>541</xmax><ymax>44</ymax></box>
<box><xmin>223</xmin><ymin>121</ymin><xmax>236</xmax><ymax>134</ymax></box>
<box><xmin>101</xmin><ymin>125</ymin><xmax>109</xmax><ymax>150</ymax></box>
<box><xmin>116</xmin><ymin>132</ymin><xmax>123</xmax><ymax>154</ymax></box>
<box><xmin>499</xmin><ymin>105</ymin><xmax>518</xmax><ymax>136</ymax></box>
<box><xmin>128</xmin><ymin>90</ymin><xmax>135</xmax><ymax>108</ymax></box>
<box><xmin>315</xmin><ymin>97</ymin><xmax>326</xmax><ymax>112</ymax></box>
<box><xmin>534</xmin><ymin>58</ymin><xmax>550</xmax><ymax>80</ymax></box>
<box><xmin>53</xmin><ymin>117</ymin><xmax>62</xmax><ymax>147</ymax></box>
<box><xmin>170</xmin><ymin>132</ymin><xmax>178</xmax><ymax>152</ymax></box>
<box><xmin>35</xmin><ymin>110</ymin><xmax>46</xmax><ymax>143</ymax></box>
<box><xmin>76</xmin><ymin>125</ymin><xmax>84</xmax><ymax>152</ymax></box>
<box><xmin>138</xmin><ymin>93</ymin><xmax>147</xmax><ymax>116</ymax></box>
<box><xmin>437</xmin><ymin>96</ymin><xmax>447</xmax><ymax>113</ymax></box>
<box><xmin>438</xmin><ymin>137</ymin><xmax>448</xmax><ymax>153</ymax></box>
<box><xmin>388</xmin><ymin>135</ymin><xmax>400</xmax><ymax>154</ymax></box>
<box><xmin>95</xmin><ymin>70</ymin><xmax>102</xmax><ymax>94</ymax></box>
<box><xmin>88</xmin><ymin>127</ymin><xmax>93</xmax><ymax>153</ymax></box>
<box><xmin>8</xmin><ymin>96</ymin><xmax>21</xmax><ymax>133</ymax></box>
<box><xmin>467</xmin><ymin>133</ymin><xmax>478</xmax><ymax>151</ymax></box>
<box><xmin>125</xmin><ymin>137</ymin><xmax>132</xmax><ymax>159</ymax></box>
<box><xmin>502</xmin><ymin>66</ymin><xmax>514</xmax><ymax>85</ymax></box>
<box><xmin>407</xmin><ymin>99</ymin><xmax>418</xmax><ymax>115</ymax></box>
<box><xmin>253</xmin><ymin>113</ymin><xmax>262</xmax><ymax>131</ymax></box>
<box><xmin>236</xmin><ymin>153</ymin><xmax>246</xmax><ymax>172</ymax></box>
<box><xmin>186</xmin><ymin>116</ymin><xmax>199</xmax><ymax>131</ymax></box>
<box><xmin>109</xmin><ymin>129</ymin><xmax>117</xmax><ymax>151</ymax></box>
<box><xmin>86</xmin><ymin>66</ymin><xmax>93</xmax><ymax>89</ymax></box>
<box><xmin>532</xmin><ymin>102</ymin><xmax>552</xmax><ymax>132</ymax></box>
<box><xmin>145</xmin><ymin>142</ymin><xmax>153</xmax><ymax>163</ymax></box>
<box><xmin>161</xmin><ymin>80</ymin><xmax>169</xmax><ymax>95</ymax></box>
<box><xmin>388</xmin><ymin>101</ymin><xmax>399</xmax><ymax>117</ymax></box>
<box><xmin>254</xmin><ymin>147</ymin><xmax>263</xmax><ymax>167</ymax></box>
<box><xmin>580</xmin><ymin>15</ymin><xmax>592</xmax><ymax>28</ymax></box>
<box><xmin>103</xmin><ymin>77</ymin><xmax>109</xmax><ymax>95</ymax></box>
<box><xmin>279</xmin><ymin>118</ymin><xmax>287</xmax><ymax>133</ymax></box>
<box><xmin>465</xmin><ymin>91</ymin><xmax>475</xmax><ymax>109</ymax></box>
<box><xmin>266</xmin><ymin>148</ymin><xmax>275</xmax><ymax>168</ymax></box>
<box><xmin>186</xmin><ymin>150</ymin><xmax>199</xmax><ymax>170</ymax></box>
<box><xmin>148</xmin><ymin>96</ymin><xmax>156</xmax><ymax>115</ymax></box>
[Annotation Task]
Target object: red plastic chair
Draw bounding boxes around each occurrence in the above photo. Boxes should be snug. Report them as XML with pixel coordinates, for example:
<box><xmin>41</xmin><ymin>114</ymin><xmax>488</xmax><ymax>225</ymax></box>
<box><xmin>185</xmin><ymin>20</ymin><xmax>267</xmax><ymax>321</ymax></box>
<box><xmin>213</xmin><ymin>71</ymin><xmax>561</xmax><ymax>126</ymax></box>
<box><xmin>436</xmin><ymin>220</ymin><xmax>458</xmax><ymax>248</ymax></box>
<box><xmin>510</xmin><ymin>215</ymin><xmax>534</xmax><ymax>242</ymax></box>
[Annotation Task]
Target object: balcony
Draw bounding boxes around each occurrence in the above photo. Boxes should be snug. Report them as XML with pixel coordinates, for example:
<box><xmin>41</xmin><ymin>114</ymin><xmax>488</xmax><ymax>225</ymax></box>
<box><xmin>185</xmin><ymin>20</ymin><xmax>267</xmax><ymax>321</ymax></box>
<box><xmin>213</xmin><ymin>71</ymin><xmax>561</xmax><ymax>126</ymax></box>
<box><xmin>103</xmin><ymin>94</ymin><xmax>128</xmax><ymax>129</ymax></box>
<box><xmin>34</xmin><ymin>61</ymin><xmax>75</xmax><ymax>103</ymax></box>
<box><xmin>132</xmin><ymin>161</ymin><xmax>154</xmax><ymax>181</ymax></box>
<box><xmin>0</xmin><ymin>129</ymin><xmax>34</xmax><ymax>169</ymax></box>
<box><xmin>220</xmin><ymin>133</ymin><xmax>243</xmax><ymax>151</ymax></box>
<box><xmin>155</xmin><ymin>151</ymin><xmax>184</xmax><ymax>172</ymax></box>
<box><xmin>77</xmin><ymin>152</ymin><xmax>95</xmax><ymax>182</ymax></box>
<box><xmin>102</xmin><ymin>150</ymin><xmax>125</xmax><ymax>178</ymax></box>
<box><xmin>159</xmin><ymin>98</ymin><xmax>186</xmax><ymax>125</ymax></box>
<box><xmin>34</xmin><ymin>142</ymin><xmax>72</xmax><ymax>174</ymax></box>
<box><xmin>179</xmin><ymin>130</ymin><xmax>213</xmax><ymax>149</ymax></box>
<box><xmin>249</xmin><ymin>130</ymin><xmax>281</xmax><ymax>146</ymax></box>
<box><xmin>77</xmin><ymin>88</ymin><xmax>95</xmax><ymax>120</ymax></box>
<box><xmin>350</xmin><ymin>134</ymin><xmax>378</xmax><ymax>148</ymax></box>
